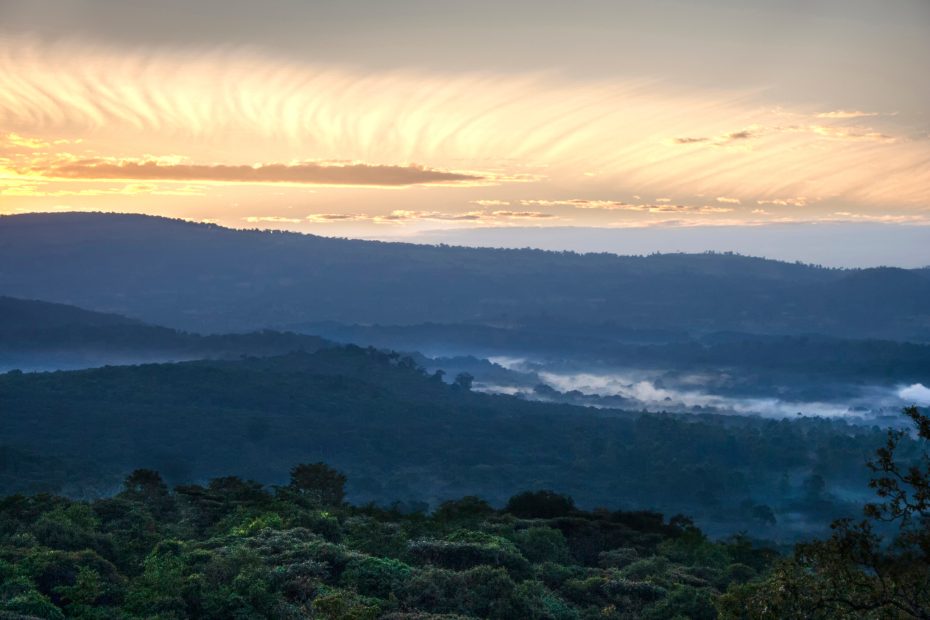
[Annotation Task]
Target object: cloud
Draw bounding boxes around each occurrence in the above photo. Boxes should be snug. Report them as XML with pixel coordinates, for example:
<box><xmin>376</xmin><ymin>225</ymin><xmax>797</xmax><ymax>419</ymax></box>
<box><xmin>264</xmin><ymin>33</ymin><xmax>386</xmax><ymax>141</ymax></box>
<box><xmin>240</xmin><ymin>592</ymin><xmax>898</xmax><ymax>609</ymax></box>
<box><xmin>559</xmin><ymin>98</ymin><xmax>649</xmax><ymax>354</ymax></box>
<box><xmin>490</xmin><ymin>210</ymin><xmax>556</xmax><ymax>219</ymax></box>
<box><xmin>470</xmin><ymin>199</ymin><xmax>511</xmax><ymax>206</ymax></box>
<box><xmin>520</xmin><ymin>199</ymin><xmax>627</xmax><ymax>209</ymax></box>
<box><xmin>305</xmin><ymin>213</ymin><xmax>368</xmax><ymax>223</ymax></box>
<box><xmin>2</xmin><ymin>39</ymin><xmax>928</xmax><ymax>209</ymax></box>
<box><xmin>830</xmin><ymin>211</ymin><xmax>930</xmax><ymax>224</ymax></box>
<box><xmin>671</xmin><ymin>129</ymin><xmax>758</xmax><ymax>148</ymax></box>
<box><xmin>4</xmin><ymin>132</ymin><xmax>77</xmax><ymax>150</ymax></box>
<box><xmin>757</xmin><ymin>197</ymin><xmax>808</xmax><ymax>207</ymax></box>
<box><xmin>716</xmin><ymin>196</ymin><xmax>741</xmax><ymax>204</ymax></box>
<box><xmin>519</xmin><ymin>198</ymin><xmax>732</xmax><ymax>215</ymax></box>
<box><xmin>377</xmin><ymin>210</ymin><xmax>484</xmax><ymax>222</ymax></box>
<box><xmin>244</xmin><ymin>216</ymin><xmax>302</xmax><ymax>223</ymax></box>
<box><xmin>0</xmin><ymin>179</ymin><xmax>205</xmax><ymax>197</ymax></box>
<box><xmin>725</xmin><ymin>130</ymin><xmax>754</xmax><ymax>141</ymax></box>
<box><xmin>816</xmin><ymin>110</ymin><xmax>881</xmax><ymax>119</ymax></box>
<box><xmin>808</xmin><ymin>125</ymin><xmax>894</xmax><ymax>142</ymax></box>
<box><xmin>27</xmin><ymin>158</ymin><xmax>481</xmax><ymax>187</ymax></box>
<box><xmin>898</xmin><ymin>383</ymin><xmax>930</xmax><ymax>405</ymax></box>
<box><xmin>302</xmin><ymin>209</ymin><xmax>561</xmax><ymax>226</ymax></box>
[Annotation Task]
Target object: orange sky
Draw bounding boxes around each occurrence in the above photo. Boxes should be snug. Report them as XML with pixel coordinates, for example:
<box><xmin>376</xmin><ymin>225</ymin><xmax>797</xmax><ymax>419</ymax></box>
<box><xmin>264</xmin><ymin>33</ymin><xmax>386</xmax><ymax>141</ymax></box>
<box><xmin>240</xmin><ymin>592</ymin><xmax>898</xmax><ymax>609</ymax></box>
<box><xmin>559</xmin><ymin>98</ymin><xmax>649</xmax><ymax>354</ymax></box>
<box><xmin>1</xmin><ymin>1</ymin><xmax>928</xmax><ymax>238</ymax></box>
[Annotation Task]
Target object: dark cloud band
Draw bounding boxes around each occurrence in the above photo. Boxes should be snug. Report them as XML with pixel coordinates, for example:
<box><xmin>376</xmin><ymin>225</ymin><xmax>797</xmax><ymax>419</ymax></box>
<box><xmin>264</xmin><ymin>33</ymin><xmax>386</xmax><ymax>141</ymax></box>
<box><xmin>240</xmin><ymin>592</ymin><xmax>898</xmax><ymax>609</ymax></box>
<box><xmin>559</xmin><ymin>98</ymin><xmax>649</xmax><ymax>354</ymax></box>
<box><xmin>34</xmin><ymin>159</ymin><xmax>482</xmax><ymax>186</ymax></box>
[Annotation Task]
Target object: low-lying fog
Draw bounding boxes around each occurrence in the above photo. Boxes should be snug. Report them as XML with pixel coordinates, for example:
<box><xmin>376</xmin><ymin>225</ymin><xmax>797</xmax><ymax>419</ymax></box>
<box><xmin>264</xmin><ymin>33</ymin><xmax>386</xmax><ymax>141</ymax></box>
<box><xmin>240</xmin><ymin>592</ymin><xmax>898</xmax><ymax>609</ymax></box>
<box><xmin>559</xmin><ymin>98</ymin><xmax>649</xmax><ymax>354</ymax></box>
<box><xmin>469</xmin><ymin>356</ymin><xmax>928</xmax><ymax>424</ymax></box>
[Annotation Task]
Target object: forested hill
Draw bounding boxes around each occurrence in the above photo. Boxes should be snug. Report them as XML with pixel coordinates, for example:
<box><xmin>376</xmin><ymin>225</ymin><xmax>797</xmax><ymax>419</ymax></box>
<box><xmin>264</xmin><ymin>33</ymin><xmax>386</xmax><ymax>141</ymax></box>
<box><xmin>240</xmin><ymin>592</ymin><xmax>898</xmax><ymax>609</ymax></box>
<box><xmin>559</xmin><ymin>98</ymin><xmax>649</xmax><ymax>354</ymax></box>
<box><xmin>0</xmin><ymin>296</ymin><xmax>330</xmax><ymax>371</ymax></box>
<box><xmin>0</xmin><ymin>346</ymin><xmax>902</xmax><ymax>539</ymax></box>
<box><xmin>2</xmin><ymin>212</ymin><xmax>930</xmax><ymax>339</ymax></box>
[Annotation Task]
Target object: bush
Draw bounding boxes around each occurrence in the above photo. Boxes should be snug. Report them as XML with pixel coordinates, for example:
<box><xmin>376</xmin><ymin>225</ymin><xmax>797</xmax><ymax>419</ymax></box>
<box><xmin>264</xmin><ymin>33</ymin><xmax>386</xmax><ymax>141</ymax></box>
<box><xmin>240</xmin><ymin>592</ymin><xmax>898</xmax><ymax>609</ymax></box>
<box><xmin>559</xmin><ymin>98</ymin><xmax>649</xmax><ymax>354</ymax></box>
<box><xmin>341</xmin><ymin>556</ymin><xmax>412</xmax><ymax>599</ymax></box>
<box><xmin>515</xmin><ymin>527</ymin><xmax>572</xmax><ymax>565</ymax></box>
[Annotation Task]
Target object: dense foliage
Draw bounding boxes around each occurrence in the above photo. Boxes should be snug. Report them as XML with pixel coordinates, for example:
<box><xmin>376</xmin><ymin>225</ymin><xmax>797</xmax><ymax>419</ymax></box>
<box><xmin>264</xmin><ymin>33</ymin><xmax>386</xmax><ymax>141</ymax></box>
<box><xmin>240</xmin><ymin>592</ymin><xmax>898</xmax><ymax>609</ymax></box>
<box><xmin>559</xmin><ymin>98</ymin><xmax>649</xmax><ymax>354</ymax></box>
<box><xmin>0</xmin><ymin>347</ymin><xmax>907</xmax><ymax>538</ymax></box>
<box><xmin>3</xmin><ymin>409</ymin><xmax>928</xmax><ymax>618</ymax></box>
<box><xmin>719</xmin><ymin>407</ymin><xmax>930</xmax><ymax>618</ymax></box>
<box><xmin>0</xmin><ymin>464</ymin><xmax>779</xmax><ymax>619</ymax></box>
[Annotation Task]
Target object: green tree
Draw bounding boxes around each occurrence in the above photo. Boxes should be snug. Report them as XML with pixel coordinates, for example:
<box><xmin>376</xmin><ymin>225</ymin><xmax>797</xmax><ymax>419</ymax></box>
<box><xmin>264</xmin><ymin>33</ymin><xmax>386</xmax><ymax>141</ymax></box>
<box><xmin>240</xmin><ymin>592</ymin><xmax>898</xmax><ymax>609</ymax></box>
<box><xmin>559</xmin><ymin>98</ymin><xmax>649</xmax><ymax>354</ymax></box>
<box><xmin>118</xmin><ymin>469</ymin><xmax>174</xmax><ymax>518</ymax></box>
<box><xmin>719</xmin><ymin>406</ymin><xmax>930</xmax><ymax>618</ymax></box>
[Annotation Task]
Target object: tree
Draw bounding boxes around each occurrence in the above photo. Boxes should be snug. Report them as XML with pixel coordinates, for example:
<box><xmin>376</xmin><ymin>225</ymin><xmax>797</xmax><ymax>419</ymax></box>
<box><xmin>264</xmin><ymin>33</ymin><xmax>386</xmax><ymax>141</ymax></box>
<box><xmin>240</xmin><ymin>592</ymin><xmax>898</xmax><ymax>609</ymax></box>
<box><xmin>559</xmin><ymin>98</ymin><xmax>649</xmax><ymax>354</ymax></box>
<box><xmin>288</xmin><ymin>462</ymin><xmax>347</xmax><ymax>506</ymax></box>
<box><xmin>118</xmin><ymin>469</ymin><xmax>174</xmax><ymax>517</ymax></box>
<box><xmin>453</xmin><ymin>372</ymin><xmax>474</xmax><ymax>391</ymax></box>
<box><xmin>719</xmin><ymin>406</ymin><xmax>930</xmax><ymax>618</ymax></box>
<box><xmin>505</xmin><ymin>491</ymin><xmax>575</xmax><ymax>519</ymax></box>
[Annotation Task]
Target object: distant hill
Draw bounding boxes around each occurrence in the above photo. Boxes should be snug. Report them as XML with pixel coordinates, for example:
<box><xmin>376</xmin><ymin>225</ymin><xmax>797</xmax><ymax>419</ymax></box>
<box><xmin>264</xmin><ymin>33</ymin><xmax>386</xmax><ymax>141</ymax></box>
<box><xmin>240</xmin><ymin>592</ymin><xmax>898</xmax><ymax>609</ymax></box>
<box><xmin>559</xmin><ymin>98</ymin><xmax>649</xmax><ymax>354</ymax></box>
<box><xmin>0</xmin><ymin>347</ymin><xmax>896</xmax><ymax>538</ymax></box>
<box><xmin>304</xmin><ymin>321</ymin><xmax>930</xmax><ymax>391</ymax></box>
<box><xmin>2</xmin><ymin>212</ymin><xmax>929</xmax><ymax>339</ymax></box>
<box><xmin>0</xmin><ymin>295</ymin><xmax>330</xmax><ymax>371</ymax></box>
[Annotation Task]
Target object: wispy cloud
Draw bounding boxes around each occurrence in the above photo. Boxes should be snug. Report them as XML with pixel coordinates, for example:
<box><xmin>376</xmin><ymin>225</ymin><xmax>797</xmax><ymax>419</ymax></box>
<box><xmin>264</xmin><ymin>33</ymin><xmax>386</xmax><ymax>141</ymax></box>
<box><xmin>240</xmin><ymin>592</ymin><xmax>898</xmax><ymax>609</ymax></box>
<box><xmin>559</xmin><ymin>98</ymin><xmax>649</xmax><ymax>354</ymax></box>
<box><xmin>490</xmin><ymin>210</ymin><xmax>555</xmax><ymax>219</ymax></box>
<box><xmin>519</xmin><ymin>198</ymin><xmax>733</xmax><ymax>214</ymax></box>
<box><xmin>244</xmin><ymin>216</ymin><xmax>303</xmax><ymax>223</ymax></box>
<box><xmin>808</xmin><ymin>125</ymin><xmax>894</xmax><ymax>142</ymax></box>
<box><xmin>830</xmin><ymin>211</ymin><xmax>930</xmax><ymax>224</ymax></box>
<box><xmin>1</xmin><ymin>39</ymin><xmax>928</xmax><ymax>213</ymax></box>
<box><xmin>757</xmin><ymin>197</ymin><xmax>808</xmax><ymax>207</ymax></box>
<box><xmin>302</xmin><ymin>209</ymin><xmax>559</xmax><ymax>225</ymax></box>
<box><xmin>470</xmin><ymin>199</ymin><xmax>511</xmax><ymax>206</ymax></box>
<box><xmin>0</xmin><ymin>179</ymin><xmax>205</xmax><ymax>197</ymax></box>
<box><xmin>816</xmin><ymin>110</ymin><xmax>881</xmax><ymax>119</ymax></box>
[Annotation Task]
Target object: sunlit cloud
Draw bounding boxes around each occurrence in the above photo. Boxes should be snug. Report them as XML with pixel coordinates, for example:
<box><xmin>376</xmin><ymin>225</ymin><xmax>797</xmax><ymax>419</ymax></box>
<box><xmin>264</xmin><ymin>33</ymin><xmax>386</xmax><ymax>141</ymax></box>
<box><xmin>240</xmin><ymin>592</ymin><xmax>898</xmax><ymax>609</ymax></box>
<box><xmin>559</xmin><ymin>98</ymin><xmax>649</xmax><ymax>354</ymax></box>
<box><xmin>757</xmin><ymin>197</ymin><xmax>808</xmax><ymax>207</ymax></box>
<box><xmin>816</xmin><ymin>110</ymin><xmax>881</xmax><ymax>120</ymax></box>
<box><xmin>808</xmin><ymin>125</ymin><xmax>894</xmax><ymax>143</ymax></box>
<box><xmin>716</xmin><ymin>196</ymin><xmax>741</xmax><ymax>204</ymax></box>
<box><xmin>490</xmin><ymin>210</ymin><xmax>555</xmax><ymax>219</ymax></box>
<box><xmin>4</xmin><ymin>132</ymin><xmax>77</xmax><ymax>149</ymax></box>
<box><xmin>0</xmin><ymin>179</ymin><xmax>205</xmax><ymax>197</ymax></box>
<box><xmin>244</xmin><ymin>216</ymin><xmax>303</xmax><ymax>224</ymax></box>
<box><xmin>0</xmin><ymin>37</ymin><xmax>928</xmax><ymax>227</ymax></box>
<box><xmin>519</xmin><ymin>198</ymin><xmax>733</xmax><ymax>214</ymax></box>
<box><xmin>301</xmin><ymin>209</ymin><xmax>561</xmax><ymax>226</ymax></box>
<box><xmin>470</xmin><ymin>199</ymin><xmax>511</xmax><ymax>206</ymax></box>
<box><xmin>830</xmin><ymin>211</ymin><xmax>930</xmax><ymax>224</ymax></box>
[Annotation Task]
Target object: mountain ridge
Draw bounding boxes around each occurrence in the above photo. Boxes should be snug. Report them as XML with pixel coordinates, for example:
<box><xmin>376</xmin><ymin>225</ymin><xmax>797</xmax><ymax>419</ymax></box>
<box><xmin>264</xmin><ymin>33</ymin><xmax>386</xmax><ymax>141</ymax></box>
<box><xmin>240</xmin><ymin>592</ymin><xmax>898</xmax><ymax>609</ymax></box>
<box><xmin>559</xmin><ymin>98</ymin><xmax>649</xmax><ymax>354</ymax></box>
<box><xmin>2</xmin><ymin>212</ymin><xmax>928</xmax><ymax>340</ymax></box>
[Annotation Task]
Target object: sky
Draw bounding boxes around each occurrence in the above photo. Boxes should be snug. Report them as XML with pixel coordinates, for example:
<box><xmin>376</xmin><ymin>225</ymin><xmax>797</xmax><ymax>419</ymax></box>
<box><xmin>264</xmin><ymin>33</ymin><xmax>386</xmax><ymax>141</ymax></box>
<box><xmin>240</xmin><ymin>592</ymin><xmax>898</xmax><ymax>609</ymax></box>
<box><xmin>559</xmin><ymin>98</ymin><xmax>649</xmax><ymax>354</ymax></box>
<box><xmin>1</xmin><ymin>0</ymin><xmax>929</xmax><ymax>261</ymax></box>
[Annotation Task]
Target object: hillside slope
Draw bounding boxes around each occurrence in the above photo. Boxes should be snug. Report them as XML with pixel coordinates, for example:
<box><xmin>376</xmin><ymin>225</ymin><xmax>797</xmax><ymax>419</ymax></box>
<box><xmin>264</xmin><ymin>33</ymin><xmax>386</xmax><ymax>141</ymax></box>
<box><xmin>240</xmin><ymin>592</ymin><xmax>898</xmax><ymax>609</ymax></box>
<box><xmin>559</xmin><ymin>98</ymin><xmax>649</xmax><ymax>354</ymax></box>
<box><xmin>0</xmin><ymin>296</ymin><xmax>329</xmax><ymax>370</ymax></box>
<box><xmin>0</xmin><ymin>347</ymin><xmax>899</xmax><ymax>538</ymax></box>
<box><xmin>2</xmin><ymin>213</ymin><xmax>928</xmax><ymax>339</ymax></box>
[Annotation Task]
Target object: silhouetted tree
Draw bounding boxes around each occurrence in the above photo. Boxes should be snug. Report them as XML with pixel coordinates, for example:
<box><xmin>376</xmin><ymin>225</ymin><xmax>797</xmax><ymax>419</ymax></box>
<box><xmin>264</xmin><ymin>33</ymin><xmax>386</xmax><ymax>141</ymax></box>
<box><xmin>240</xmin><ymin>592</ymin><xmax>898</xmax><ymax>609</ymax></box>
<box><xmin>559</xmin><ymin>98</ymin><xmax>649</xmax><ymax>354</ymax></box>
<box><xmin>118</xmin><ymin>469</ymin><xmax>174</xmax><ymax>517</ymax></box>
<box><xmin>289</xmin><ymin>462</ymin><xmax>347</xmax><ymax>506</ymax></box>
<box><xmin>505</xmin><ymin>490</ymin><xmax>575</xmax><ymax>519</ymax></box>
<box><xmin>453</xmin><ymin>372</ymin><xmax>474</xmax><ymax>391</ymax></box>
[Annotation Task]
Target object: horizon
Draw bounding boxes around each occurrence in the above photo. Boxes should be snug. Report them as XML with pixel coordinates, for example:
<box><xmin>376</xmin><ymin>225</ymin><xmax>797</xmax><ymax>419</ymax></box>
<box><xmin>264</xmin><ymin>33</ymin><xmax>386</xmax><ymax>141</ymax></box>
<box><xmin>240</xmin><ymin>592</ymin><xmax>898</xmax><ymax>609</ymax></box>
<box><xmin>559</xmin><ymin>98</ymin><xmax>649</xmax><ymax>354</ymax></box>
<box><xmin>5</xmin><ymin>209</ymin><xmax>930</xmax><ymax>269</ymax></box>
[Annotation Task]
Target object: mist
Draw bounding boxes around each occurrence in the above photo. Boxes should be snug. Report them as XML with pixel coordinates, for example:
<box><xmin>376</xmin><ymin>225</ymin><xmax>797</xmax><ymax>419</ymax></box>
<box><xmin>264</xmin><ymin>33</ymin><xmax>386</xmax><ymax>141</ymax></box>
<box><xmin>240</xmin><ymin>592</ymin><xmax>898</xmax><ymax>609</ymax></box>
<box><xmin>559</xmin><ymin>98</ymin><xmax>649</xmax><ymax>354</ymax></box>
<box><xmin>468</xmin><ymin>358</ymin><xmax>921</xmax><ymax>424</ymax></box>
